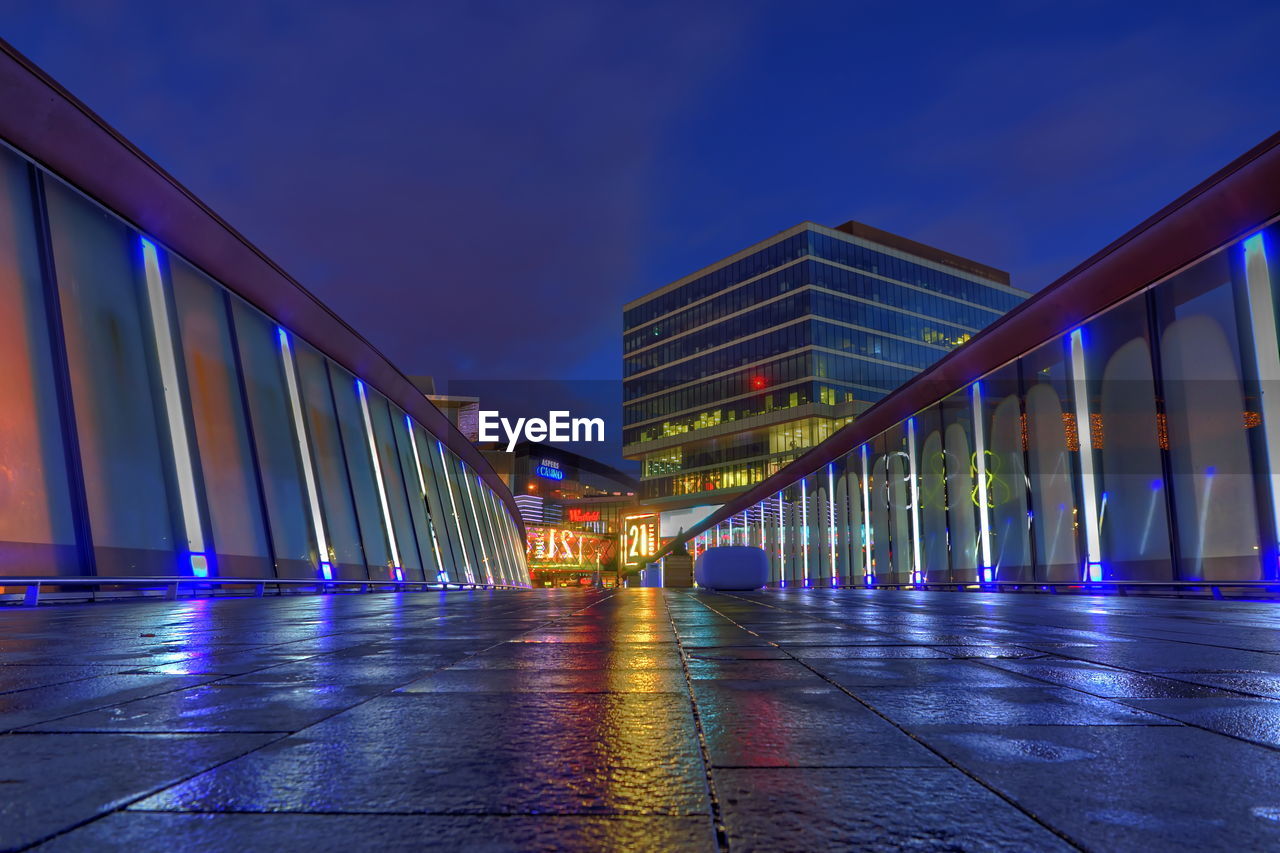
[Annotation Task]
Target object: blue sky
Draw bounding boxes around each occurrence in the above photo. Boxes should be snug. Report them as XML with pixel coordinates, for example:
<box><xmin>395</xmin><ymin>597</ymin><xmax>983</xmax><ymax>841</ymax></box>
<box><xmin>4</xmin><ymin>0</ymin><xmax>1279</xmax><ymax>469</ymax></box>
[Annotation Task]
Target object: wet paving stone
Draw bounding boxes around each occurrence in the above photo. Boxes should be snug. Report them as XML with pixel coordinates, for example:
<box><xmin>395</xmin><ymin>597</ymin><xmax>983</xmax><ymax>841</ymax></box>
<box><xmin>716</xmin><ymin>767</ymin><xmax>1075</xmax><ymax>852</ymax></box>
<box><xmin>930</xmin><ymin>644</ymin><xmax>1046</xmax><ymax>659</ymax></box>
<box><xmin>516</xmin><ymin>629</ymin><xmax>676</xmax><ymax>644</ymax></box>
<box><xmin>218</xmin><ymin>656</ymin><xmax>463</xmax><ymax>688</ymax></box>
<box><xmin>1152</xmin><ymin>669</ymin><xmax>1280</xmax><ymax>699</ymax></box>
<box><xmin>23</xmin><ymin>682</ymin><xmax>380</xmax><ymax>733</ymax></box>
<box><xmin>1116</xmin><ymin>696</ymin><xmax>1280</xmax><ymax>748</ymax></box>
<box><xmin>133</xmin><ymin>692</ymin><xmax>710</xmax><ymax>816</ymax></box>
<box><xmin>1047</xmin><ymin>640</ymin><xmax>1280</xmax><ymax>673</ymax></box>
<box><xmin>32</xmin><ymin>812</ymin><xmax>719</xmax><ymax>853</ymax></box>
<box><xmin>0</xmin><ymin>673</ymin><xmax>221</xmax><ymax>732</ymax></box>
<box><xmin>787</xmin><ymin>644</ymin><xmax>952</xmax><ymax>659</ymax></box>
<box><xmin>983</xmin><ymin>658</ymin><xmax>1247</xmax><ymax>699</ymax></box>
<box><xmin>446</xmin><ymin>643</ymin><xmax>684</xmax><ymax>671</ymax></box>
<box><xmin>694</xmin><ymin>683</ymin><xmax>943</xmax><ymax>768</ymax></box>
<box><xmin>855</xmin><ymin>684</ymin><xmax>1172</xmax><ymax>726</ymax></box>
<box><xmin>0</xmin><ymin>664</ymin><xmax>163</xmax><ymax>695</ymax></box>
<box><xmin>0</xmin><ymin>731</ymin><xmax>276</xmax><ymax>850</ymax></box>
<box><xmin>399</xmin><ymin>667</ymin><xmax>688</xmax><ymax>693</ymax></box>
<box><xmin>3</xmin><ymin>587</ymin><xmax>1279</xmax><ymax>848</ymax></box>
<box><xmin>684</xmin><ymin>658</ymin><xmax>821</xmax><ymax>682</ymax></box>
<box><xmin>676</xmin><ymin>636</ymin><xmax>777</xmax><ymax>649</ymax></box>
<box><xmin>912</xmin><ymin>724</ymin><xmax>1280</xmax><ymax>851</ymax></box>
<box><xmin>804</xmin><ymin>657</ymin><xmax>1046</xmax><ymax>689</ymax></box>
<box><xmin>683</xmin><ymin>646</ymin><xmax>792</xmax><ymax>660</ymax></box>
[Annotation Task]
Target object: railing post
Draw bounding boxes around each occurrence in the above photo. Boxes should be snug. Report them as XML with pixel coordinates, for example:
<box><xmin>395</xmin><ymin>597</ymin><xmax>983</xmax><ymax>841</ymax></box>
<box><xmin>166</xmin><ymin>582</ymin><xmax>180</xmax><ymax>600</ymax></box>
<box><xmin>254</xmin><ymin>582</ymin><xmax>266</xmax><ymax>597</ymax></box>
<box><xmin>23</xmin><ymin>582</ymin><xmax>40</xmax><ymax>607</ymax></box>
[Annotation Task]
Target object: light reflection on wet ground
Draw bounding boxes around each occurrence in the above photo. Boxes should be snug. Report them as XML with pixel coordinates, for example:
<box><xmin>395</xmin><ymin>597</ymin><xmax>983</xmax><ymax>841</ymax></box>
<box><xmin>2</xmin><ymin>588</ymin><xmax>1280</xmax><ymax>850</ymax></box>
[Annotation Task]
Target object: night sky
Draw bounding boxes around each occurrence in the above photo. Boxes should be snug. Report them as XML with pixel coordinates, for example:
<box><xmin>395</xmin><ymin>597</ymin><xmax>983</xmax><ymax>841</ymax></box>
<box><xmin>5</xmin><ymin>1</ymin><xmax>1280</xmax><ymax>471</ymax></box>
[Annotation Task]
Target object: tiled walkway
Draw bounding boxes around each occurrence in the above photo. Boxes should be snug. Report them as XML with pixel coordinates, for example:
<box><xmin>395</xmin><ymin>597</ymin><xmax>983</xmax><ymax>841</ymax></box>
<box><xmin>3</xmin><ymin>589</ymin><xmax>1280</xmax><ymax>851</ymax></box>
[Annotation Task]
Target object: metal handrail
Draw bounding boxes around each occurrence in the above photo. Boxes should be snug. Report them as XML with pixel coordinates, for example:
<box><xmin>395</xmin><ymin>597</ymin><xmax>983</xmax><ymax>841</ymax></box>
<box><xmin>769</xmin><ymin>579</ymin><xmax>1280</xmax><ymax>599</ymax></box>
<box><xmin>0</xmin><ymin>576</ymin><xmax>527</xmax><ymax>607</ymax></box>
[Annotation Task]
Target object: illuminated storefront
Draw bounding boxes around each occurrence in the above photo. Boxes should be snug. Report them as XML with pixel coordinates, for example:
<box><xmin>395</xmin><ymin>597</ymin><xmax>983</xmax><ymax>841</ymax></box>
<box><xmin>484</xmin><ymin>441</ymin><xmax>640</xmax><ymax>548</ymax></box>
<box><xmin>525</xmin><ymin>524</ymin><xmax>617</xmax><ymax>587</ymax></box>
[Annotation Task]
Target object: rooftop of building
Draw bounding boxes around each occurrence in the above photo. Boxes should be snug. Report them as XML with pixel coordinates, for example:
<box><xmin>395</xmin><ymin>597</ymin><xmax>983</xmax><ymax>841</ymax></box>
<box><xmin>623</xmin><ymin>219</ymin><xmax>1021</xmax><ymax>313</ymax></box>
<box><xmin>832</xmin><ymin>220</ymin><xmax>1010</xmax><ymax>286</ymax></box>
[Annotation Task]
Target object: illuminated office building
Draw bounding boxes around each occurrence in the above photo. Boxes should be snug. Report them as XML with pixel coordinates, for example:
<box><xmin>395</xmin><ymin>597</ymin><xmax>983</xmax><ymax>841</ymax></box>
<box><xmin>0</xmin><ymin>41</ymin><xmax>529</xmax><ymax>594</ymax></box>
<box><xmin>623</xmin><ymin>221</ymin><xmax>1026</xmax><ymax>507</ymax></box>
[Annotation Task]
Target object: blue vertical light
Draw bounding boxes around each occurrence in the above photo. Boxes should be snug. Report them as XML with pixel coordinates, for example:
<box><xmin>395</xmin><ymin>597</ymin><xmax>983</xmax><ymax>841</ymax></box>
<box><xmin>142</xmin><ymin>236</ymin><xmax>206</xmax><ymax>568</ymax></box>
<box><xmin>860</xmin><ymin>444</ymin><xmax>873</xmax><ymax>585</ymax></box>
<box><xmin>1244</xmin><ymin>232</ymin><xmax>1280</xmax><ymax>579</ymax></box>
<box><xmin>1070</xmin><ymin>327</ymin><xmax>1103</xmax><ymax>584</ymax></box>
<box><xmin>800</xmin><ymin>476</ymin><xmax>809</xmax><ymax>586</ymax></box>
<box><xmin>971</xmin><ymin>381</ymin><xmax>993</xmax><ymax>579</ymax></box>
<box><xmin>827</xmin><ymin>462</ymin><xmax>838</xmax><ymax>587</ymax></box>
<box><xmin>278</xmin><ymin>325</ymin><xmax>333</xmax><ymax>579</ymax></box>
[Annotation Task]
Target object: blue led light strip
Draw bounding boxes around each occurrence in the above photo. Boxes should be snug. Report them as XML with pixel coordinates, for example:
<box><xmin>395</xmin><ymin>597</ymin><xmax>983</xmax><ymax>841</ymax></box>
<box><xmin>277</xmin><ymin>327</ymin><xmax>331</xmax><ymax>578</ymax></box>
<box><xmin>1069</xmin><ymin>330</ymin><xmax>1102</xmax><ymax>582</ymax></box>
<box><xmin>140</xmin><ymin>238</ymin><xmax>207</xmax><ymax>575</ymax></box>
<box><xmin>357</xmin><ymin>380</ymin><xmax>401</xmax><ymax>575</ymax></box>
<box><xmin>1243</xmin><ymin>234</ymin><xmax>1280</xmax><ymax>563</ymax></box>
<box><xmin>971</xmin><ymin>382</ymin><xmax>993</xmax><ymax>581</ymax></box>
<box><xmin>437</xmin><ymin>441</ymin><xmax>475</xmax><ymax>584</ymax></box>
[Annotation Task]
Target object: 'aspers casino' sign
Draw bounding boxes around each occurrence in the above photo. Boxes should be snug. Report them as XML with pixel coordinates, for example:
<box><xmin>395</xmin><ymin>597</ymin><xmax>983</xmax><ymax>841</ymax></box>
<box><xmin>534</xmin><ymin>457</ymin><xmax>564</xmax><ymax>481</ymax></box>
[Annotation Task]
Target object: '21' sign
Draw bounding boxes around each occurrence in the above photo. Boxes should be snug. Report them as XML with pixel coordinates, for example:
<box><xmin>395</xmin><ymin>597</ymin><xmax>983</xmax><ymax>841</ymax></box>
<box><xmin>622</xmin><ymin>514</ymin><xmax>659</xmax><ymax>566</ymax></box>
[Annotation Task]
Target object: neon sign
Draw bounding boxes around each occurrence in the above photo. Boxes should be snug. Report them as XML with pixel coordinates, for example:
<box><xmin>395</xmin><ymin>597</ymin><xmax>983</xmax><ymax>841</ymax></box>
<box><xmin>622</xmin><ymin>513</ymin><xmax>659</xmax><ymax>566</ymax></box>
<box><xmin>535</xmin><ymin>457</ymin><xmax>565</xmax><ymax>481</ymax></box>
<box><xmin>566</xmin><ymin>507</ymin><xmax>601</xmax><ymax>523</ymax></box>
<box><xmin>526</xmin><ymin>525</ymin><xmax>614</xmax><ymax>567</ymax></box>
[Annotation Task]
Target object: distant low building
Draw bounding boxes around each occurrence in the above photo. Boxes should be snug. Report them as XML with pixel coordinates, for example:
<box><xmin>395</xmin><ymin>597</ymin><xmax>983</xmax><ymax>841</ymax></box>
<box><xmin>479</xmin><ymin>441</ymin><xmax>641</xmax><ymax>588</ymax></box>
<box><xmin>410</xmin><ymin>376</ymin><xmax>481</xmax><ymax>441</ymax></box>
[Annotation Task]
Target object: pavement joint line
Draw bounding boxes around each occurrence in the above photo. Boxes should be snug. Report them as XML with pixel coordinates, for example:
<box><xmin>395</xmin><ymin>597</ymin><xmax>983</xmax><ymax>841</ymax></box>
<box><xmin>4</xmin><ymin>672</ymin><xmax>231</xmax><ymax>735</ymax></box>
<box><xmin>0</xmin><ymin>668</ymin><xmax>166</xmax><ymax>699</ymax></box>
<box><xmin>8</xmin><ymin>591</ymin><xmax>607</xmax><ymax>851</ymax></box>
<box><xmin>662</xmin><ymin>593</ymin><xmax>732</xmax><ymax>853</ymax></box>
<box><xmin>10</xmin><ymin>728</ymin><xmax>298</xmax><ymax>736</ymax></box>
<box><xmin>952</xmin><ymin>641</ymin><xmax>1280</xmax><ymax>753</ymax></box>
<box><xmin>693</xmin><ymin>590</ymin><xmax>1089</xmax><ymax>852</ymax></box>
<box><xmin>10</xmin><ymin>729</ymin><xmax>300</xmax><ymax>851</ymax></box>
<box><xmin>118</xmin><ymin>808</ymin><xmax>717</xmax><ymax>817</ymax></box>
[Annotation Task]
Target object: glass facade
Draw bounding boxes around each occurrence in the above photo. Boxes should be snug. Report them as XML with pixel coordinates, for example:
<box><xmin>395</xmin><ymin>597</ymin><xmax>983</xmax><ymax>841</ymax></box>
<box><xmin>689</xmin><ymin>221</ymin><xmax>1280</xmax><ymax>587</ymax></box>
<box><xmin>624</xmin><ymin>223</ymin><xmax>1025</xmax><ymax>503</ymax></box>
<box><xmin>0</xmin><ymin>140</ymin><xmax>529</xmax><ymax>589</ymax></box>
